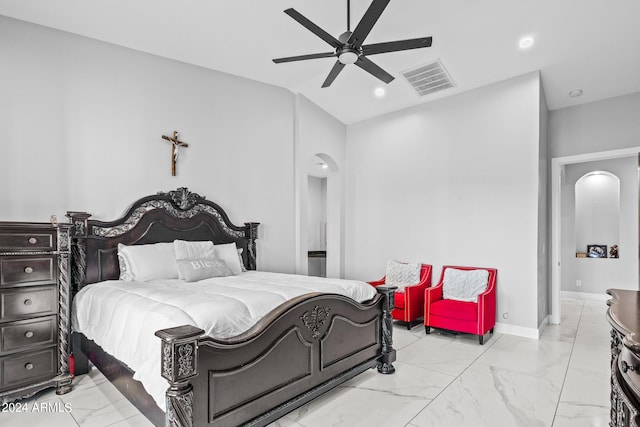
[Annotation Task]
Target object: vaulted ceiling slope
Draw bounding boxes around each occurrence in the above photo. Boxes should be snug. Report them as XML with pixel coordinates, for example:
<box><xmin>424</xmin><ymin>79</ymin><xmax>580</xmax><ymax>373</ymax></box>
<box><xmin>1</xmin><ymin>0</ymin><xmax>639</xmax><ymax>124</ymax></box>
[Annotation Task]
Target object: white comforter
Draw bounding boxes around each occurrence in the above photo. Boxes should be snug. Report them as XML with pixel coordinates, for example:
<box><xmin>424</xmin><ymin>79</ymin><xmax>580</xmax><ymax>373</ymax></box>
<box><xmin>72</xmin><ymin>271</ymin><xmax>377</xmax><ymax>411</ymax></box>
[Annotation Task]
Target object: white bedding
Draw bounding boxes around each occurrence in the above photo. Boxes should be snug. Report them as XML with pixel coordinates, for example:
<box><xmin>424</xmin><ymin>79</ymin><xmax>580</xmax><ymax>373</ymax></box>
<box><xmin>71</xmin><ymin>271</ymin><xmax>377</xmax><ymax>411</ymax></box>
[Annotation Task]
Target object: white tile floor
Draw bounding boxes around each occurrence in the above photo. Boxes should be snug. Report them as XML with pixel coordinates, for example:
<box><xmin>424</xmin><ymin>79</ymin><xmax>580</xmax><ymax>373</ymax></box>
<box><xmin>1</xmin><ymin>297</ymin><xmax>611</xmax><ymax>427</ymax></box>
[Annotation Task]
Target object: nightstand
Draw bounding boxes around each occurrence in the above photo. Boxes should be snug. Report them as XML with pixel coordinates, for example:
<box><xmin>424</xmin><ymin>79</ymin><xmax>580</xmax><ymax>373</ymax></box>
<box><xmin>0</xmin><ymin>222</ymin><xmax>72</xmax><ymax>403</ymax></box>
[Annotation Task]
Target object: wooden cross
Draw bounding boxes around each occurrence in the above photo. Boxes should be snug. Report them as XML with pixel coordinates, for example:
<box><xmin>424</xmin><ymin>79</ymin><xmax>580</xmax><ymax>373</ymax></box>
<box><xmin>161</xmin><ymin>131</ymin><xmax>189</xmax><ymax>176</ymax></box>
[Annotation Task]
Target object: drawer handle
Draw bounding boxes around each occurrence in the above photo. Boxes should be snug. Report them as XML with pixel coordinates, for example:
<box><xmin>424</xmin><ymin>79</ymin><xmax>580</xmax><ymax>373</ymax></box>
<box><xmin>24</xmin><ymin>299</ymin><xmax>33</xmax><ymax>306</ymax></box>
<box><xmin>24</xmin><ymin>266</ymin><xmax>34</xmax><ymax>274</ymax></box>
<box><xmin>622</xmin><ymin>360</ymin><xmax>638</xmax><ymax>373</ymax></box>
<box><xmin>28</xmin><ymin>237</ymin><xmax>37</xmax><ymax>244</ymax></box>
<box><xmin>25</xmin><ymin>363</ymin><xmax>34</xmax><ymax>370</ymax></box>
<box><xmin>25</xmin><ymin>331</ymin><xmax>34</xmax><ymax>338</ymax></box>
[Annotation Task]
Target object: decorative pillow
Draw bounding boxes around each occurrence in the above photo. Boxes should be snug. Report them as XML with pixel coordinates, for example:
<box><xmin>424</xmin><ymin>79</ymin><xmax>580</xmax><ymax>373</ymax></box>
<box><xmin>442</xmin><ymin>268</ymin><xmax>489</xmax><ymax>302</ymax></box>
<box><xmin>213</xmin><ymin>243</ymin><xmax>243</xmax><ymax>275</ymax></box>
<box><xmin>173</xmin><ymin>240</ymin><xmax>215</xmax><ymax>279</ymax></box>
<box><xmin>176</xmin><ymin>258</ymin><xmax>233</xmax><ymax>282</ymax></box>
<box><xmin>385</xmin><ymin>260</ymin><xmax>421</xmax><ymax>292</ymax></box>
<box><xmin>117</xmin><ymin>242</ymin><xmax>179</xmax><ymax>281</ymax></box>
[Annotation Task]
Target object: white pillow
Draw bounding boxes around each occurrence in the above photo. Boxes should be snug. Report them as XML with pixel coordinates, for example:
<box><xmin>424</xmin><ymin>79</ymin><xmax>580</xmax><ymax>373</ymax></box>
<box><xmin>117</xmin><ymin>242</ymin><xmax>179</xmax><ymax>281</ymax></box>
<box><xmin>214</xmin><ymin>243</ymin><xmax>243</xmax><ymax>275</ymax></box>
<box><xmin>442</xmin><ymin>268</ymin><xmax>489</xmax><ymax>302</ymax></box>
<box><xmin>173</xmin><ymin>240</ymin><xmax>216</xmax><ymax>279</ymax></box>
<box><xmin>176</xmin><ymin>258</ymin><xmax>233</xmax><ymax>282</ymax></box>
<box><xmin>385</xmin><ymin>260</ymin><xmax>421</xmax><ymax>292</ymax></box>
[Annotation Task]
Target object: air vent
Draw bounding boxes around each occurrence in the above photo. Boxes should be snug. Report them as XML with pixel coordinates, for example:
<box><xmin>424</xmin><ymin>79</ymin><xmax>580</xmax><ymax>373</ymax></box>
<box><xmin>401</xmin><ymin>59</ymin><xmax>455</xmax><ymax>97</ymax></box>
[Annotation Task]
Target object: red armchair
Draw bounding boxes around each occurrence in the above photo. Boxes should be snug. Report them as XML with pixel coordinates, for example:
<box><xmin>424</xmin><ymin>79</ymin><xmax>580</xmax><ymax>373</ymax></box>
<box><xmin>424</xmin><ymin>266</ymin><xmax>497</xmax><ymax>344</ymax></box>
<box><xmin>369</xmin><ymin>264</ymin><xmax>432</xmax><ymax>329</ymax></box>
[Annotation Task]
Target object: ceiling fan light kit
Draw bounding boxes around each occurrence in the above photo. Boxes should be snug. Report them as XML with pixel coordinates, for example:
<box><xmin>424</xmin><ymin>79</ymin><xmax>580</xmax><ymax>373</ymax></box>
<box><xmin>338</xmin><ymin>50</ymin><xmax>359</xmax><ymax>65</ymax></box>
<box><xmin>273</xmin><ymin>0</ymin><xmax>433</xmax><ymax>88</ymax></box>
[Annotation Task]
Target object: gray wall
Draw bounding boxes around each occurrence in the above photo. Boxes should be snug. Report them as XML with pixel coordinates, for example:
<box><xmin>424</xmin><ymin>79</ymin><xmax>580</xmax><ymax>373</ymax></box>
<box><xmin>560</xmin><ymin>157</ymin><xmax>638</xmax><ymax>294</ymax></box>
<box><xmin>549</xmin><ymin>92</ymin><xmax>640</xmax><ymax>295</ymax></box>
<box><xmin>549</xmin><ymin>92</ymin><xmax>640</xmax><ymax>159</ymax></box>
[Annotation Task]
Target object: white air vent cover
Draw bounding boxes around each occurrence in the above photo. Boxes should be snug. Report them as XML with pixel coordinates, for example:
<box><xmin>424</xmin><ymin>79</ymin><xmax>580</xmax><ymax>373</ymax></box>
<box><xmin>401</xmin><ymin>59</ymin><xmax>455</xmax><ymax>97</ymax></box>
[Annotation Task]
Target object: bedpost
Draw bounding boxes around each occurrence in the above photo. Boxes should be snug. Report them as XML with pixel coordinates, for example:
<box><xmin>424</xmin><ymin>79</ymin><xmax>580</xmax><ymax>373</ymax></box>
<box><xmin>56</xmin><ymin>222</ymin><xmax>73</xmax><ymax>394</ymax></box>
<box><xmin>375</xmin><ymin>285</ymin><xmax>397</xmax><ymax>374</ymax></box>
<box><xmin>66</xmin><ymin>211</ymin><xmax>91</xmax><ymax>297</ymax></box>
<box><xmin>155</xmin><ymin>325</ymin><xmax>205</xmax><ymax>427</ymax></box>
<box><xmin>65</xmin><ymin>212</ymin><xmax>91</xmax><ymax>376</ymax></box>
<box><xmin>244</xmin><ymin>222</ymin><xmax>260</xmax><ymax>270</ymax></box>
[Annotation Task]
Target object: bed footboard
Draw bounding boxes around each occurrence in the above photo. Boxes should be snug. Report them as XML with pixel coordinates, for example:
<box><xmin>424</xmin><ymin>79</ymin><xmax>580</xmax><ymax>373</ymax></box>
<box><xmin>156</xmin><ymin>286</ymin><xmax>396</xmax><ymax>427</ymax></box>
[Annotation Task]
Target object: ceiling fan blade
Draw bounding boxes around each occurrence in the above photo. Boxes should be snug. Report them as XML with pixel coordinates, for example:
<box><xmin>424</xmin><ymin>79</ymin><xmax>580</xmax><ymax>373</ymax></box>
<box><xmin>322</xmin><ymin>60</ymin><xmax>346</xmax><ymax>88</ymax></box>
<box><xmin>273</xmin><ymin>52</ymin><xmax>336</xmax><ymax>64</ymax></box>
<box><xmin>355</xmin><ymin>56</ymin><xmax>394</xmax><ymax>84</ymax></box>
<box><xmin>347</xmin><ymin>0</ymin><xmax>391</xmax><ymax>48</ymax></box>
<box><xmin>284</xmin><ymin>8</ymin><xmax>342</xmax><ymax>49</ymax></box>
<box><xmin>363</xmin><ymin>37</ymin><xmax>432</xmax><ymax>56</ymax></box>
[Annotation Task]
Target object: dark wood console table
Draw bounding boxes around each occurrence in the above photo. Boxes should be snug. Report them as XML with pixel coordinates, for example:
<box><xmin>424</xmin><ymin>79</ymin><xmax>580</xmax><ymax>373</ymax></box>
<box><xmin>607</xmin><ymin>288</ymin><xmax>640</xmax><ymax>426</ymax></box>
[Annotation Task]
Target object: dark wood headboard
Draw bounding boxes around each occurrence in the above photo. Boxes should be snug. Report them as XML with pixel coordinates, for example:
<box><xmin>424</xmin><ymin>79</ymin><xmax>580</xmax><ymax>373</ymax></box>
<box><xmin>66</xmin><ymin>187</ymin><xmax>259</xmax><ymax>294</ymax></box>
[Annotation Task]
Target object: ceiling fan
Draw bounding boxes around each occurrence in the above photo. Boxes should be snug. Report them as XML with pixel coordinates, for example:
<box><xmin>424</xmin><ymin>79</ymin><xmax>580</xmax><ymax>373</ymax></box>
<box><xmin>272</xmin><ymin>0</ymin><xmax>432</xmax><ymax>88</ymax></box>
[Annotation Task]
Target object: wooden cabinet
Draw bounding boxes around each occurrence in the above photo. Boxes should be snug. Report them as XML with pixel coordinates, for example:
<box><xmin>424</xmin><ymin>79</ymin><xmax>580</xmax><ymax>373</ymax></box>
<box><xmin>607</xmin><ymin>289</ymin><xmax>640</xmax><ymax>427</ymax></box>
<box><xmin>0</xmin><ymin>222</ymin><xmax>72</xmax><ymax>403</ymax></box>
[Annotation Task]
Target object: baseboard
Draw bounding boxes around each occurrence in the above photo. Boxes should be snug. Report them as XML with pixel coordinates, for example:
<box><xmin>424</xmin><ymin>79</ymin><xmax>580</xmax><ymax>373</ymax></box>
<box><xmin>494</xmin><ymin>321</ymin><xmax>540</xmax><ymax>340</ymax></box>
<box><xmin>561</xmin><ymin>290</ymin><xmax>610</xmax><ymax>301</ymax></box>
<box><xmin>494</xmin><ymin>292</ymin><xmax>610</xmax><ymax>340</ymax></box>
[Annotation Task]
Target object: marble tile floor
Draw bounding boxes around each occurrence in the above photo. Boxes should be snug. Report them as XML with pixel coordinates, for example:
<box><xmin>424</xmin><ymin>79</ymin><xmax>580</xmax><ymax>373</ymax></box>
<box><xmin>1</xmin><ymin>297</ymin><xmax>611</xmax><ymax>427</ymax></box>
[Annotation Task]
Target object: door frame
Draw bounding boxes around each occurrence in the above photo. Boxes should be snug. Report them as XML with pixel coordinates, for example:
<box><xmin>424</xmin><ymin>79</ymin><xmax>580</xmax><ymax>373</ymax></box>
<box><xmin>551</xmin><ymin>146</ymin><xmax>640</xmax><ymax>324</ymax></box>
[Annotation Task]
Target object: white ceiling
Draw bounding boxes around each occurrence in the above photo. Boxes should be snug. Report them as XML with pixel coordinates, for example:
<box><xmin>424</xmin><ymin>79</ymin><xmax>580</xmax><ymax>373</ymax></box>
<box><xmin>2</xmin><ymin>0</ymin><xmax>640</xmax><ymax>124</ymax></box>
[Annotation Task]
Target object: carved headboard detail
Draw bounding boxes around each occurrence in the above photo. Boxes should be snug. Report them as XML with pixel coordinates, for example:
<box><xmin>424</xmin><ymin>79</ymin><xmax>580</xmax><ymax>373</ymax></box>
<box><xmin>66</xmin><ymin>188</ymin><xmax>259</xmax><ymax>295</ymax></box>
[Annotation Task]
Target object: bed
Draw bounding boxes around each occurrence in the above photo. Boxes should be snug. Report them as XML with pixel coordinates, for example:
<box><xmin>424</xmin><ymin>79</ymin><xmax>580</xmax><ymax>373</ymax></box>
<box><xmin>65</xmin><ymin>187</ymin><xmax>397</xmax><ymax>427</ymax></box>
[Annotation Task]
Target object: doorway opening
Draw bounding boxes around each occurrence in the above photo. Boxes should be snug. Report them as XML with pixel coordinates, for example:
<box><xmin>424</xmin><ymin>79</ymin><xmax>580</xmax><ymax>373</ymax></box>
<box><xmin>306</xmin><ymin>153</ymin><xmax>340</xmax><ymax>277</ymax></box>
<box><xmin>551</xmin><ymin>147</ymin><xmax>640</xmax><ymax>325</ymax></box>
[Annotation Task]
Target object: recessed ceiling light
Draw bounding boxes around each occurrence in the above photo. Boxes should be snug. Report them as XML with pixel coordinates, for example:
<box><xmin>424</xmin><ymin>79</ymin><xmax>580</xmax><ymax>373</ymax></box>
<box><xmin>374</xmin><ymin>87</ymin><xmax>386</xmax><ymax>98</ymax></box>
<box><xmin>569</xmin><ymin>89</ymin><xmax>583</xmax><ymax>98</ymax></box>
<box><xmin>518</xmin><ymin>36</ymin><xmax>535</xmax><ymax>49</ymax></box>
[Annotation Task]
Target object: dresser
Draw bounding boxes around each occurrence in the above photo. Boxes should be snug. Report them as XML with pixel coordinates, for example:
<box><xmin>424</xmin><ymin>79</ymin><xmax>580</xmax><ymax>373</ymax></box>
<box><xmin>0</xmin><ymin>222</ymin><xmax>72</xmax><ymax>403</ymax></box>
<box><xmin>607</xmin><ymin>288</ymin><xmax>640</xmax><ymax>427</ymax></box>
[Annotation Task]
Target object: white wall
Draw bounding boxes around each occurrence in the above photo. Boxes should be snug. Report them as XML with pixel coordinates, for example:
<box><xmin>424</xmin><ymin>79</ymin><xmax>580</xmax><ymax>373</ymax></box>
<box><xmin>0</xmin><ymin>16</ymin><xmax>299</xmax><ymax>273</ymax></box>
<box><xmin>295</xmin><ymin>95</ymin><xmax>347</xmax><ymax>278</ymax></box>
<box><xmin>345</xmin><ymin>72</ymin><xmax>544</xmax><ymax>332</ymax></box>
<box><xmin>537</xmin><ymin>81</ymin><xmax>549</xmax><ymax>326</ymax></box>
<box><xmin>561</xmin><ymin>157</ymin><xmax>637</xmax><ymax>294</ymax></box>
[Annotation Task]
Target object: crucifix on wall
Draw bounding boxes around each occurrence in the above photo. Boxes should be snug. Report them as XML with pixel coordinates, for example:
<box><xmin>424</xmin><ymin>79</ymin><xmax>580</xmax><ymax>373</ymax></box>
<box><xmin>161</xmin><ymin>131</ymin><xmax>189</xmax><ymax>176</ymax></box>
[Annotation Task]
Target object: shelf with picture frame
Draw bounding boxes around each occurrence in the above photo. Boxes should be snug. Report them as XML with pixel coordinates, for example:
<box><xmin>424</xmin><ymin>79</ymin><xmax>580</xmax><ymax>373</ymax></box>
<box><xmin>576</xmin><ymin>244</ymin><xmax>619</xmax><ymax>259</ymax></box>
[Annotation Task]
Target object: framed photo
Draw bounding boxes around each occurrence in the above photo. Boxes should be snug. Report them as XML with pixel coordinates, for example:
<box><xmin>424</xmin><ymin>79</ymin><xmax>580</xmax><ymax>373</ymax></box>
<box><xmin>587</xmin><ymin>244</ymin><xmax>607</xmax><ymax>258</ymax></box>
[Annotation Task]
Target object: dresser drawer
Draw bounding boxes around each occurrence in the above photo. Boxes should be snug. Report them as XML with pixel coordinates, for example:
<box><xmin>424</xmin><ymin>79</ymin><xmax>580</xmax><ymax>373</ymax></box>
<box><xmin>619</xmin><ymin>344</ymin><xmax>640</xmax><ymax>396</ymax></box>
<box><xmin>1</xmin><ymin>316</ymin><xmax>56</xmax><ymax>354</ymax></box>
<box><xmin>0</xmin><ymin>229</ymin><xmax>55</xmax><ymax>251</ymax></box>
<box><xmin>0</xmin><ymin>347</ymin><xmax>57</xmax><ymax>390</ymax></box>
<box><xmin>0</xmin><ymin>287</ymin><xmax>57</xmax><ymax>320</ymax></box>
<box><xmin>0</xmin><ymin>256</ymin><xmax>56</xmax><ymax>287</ymax></box>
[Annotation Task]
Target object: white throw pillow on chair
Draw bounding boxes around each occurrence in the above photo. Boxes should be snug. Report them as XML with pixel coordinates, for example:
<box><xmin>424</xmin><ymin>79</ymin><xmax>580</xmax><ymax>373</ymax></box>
<box><xmin>442</xmin><ymin>268</ymin><xmax>489</xmax><ymax>302</ymax></box>
<box><xmin>385</xmin><ymin>260</ymin><xmax>421</xmax><ymax>292</ymax></box>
